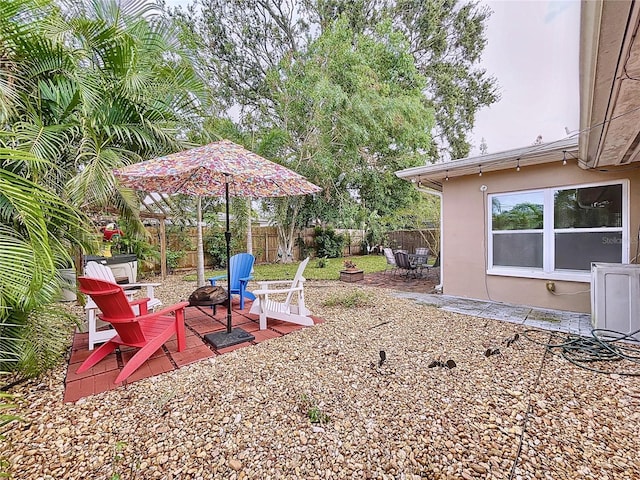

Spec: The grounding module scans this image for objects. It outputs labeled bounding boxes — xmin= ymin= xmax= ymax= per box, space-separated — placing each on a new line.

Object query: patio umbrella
xmin=114 ymin=139 xmax=321 ymax=348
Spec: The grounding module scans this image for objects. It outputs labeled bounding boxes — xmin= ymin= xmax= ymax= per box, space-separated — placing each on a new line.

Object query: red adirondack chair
xmin=77 ymin=277 xmax=189 ymax=384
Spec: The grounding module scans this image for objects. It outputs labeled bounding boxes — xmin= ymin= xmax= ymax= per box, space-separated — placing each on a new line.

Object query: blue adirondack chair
xmin=208 ymin=253 xmax=256 ymax=310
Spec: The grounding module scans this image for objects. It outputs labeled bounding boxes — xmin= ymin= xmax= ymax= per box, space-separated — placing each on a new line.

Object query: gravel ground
xmin=3 ymin=274 xmax=640 ymax=479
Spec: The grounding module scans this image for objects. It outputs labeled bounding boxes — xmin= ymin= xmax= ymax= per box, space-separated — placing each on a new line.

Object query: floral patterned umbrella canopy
xmin=113 ymin=139 xmax=321 ymax=197
xmin=114 ymin=140 xmax=320 ymax=348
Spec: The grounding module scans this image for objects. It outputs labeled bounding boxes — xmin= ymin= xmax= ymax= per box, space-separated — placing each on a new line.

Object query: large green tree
xmin=260 ymin=19 xmax=433 ymax=259
xmin=175 ymin=0 xmax=498 ymax=160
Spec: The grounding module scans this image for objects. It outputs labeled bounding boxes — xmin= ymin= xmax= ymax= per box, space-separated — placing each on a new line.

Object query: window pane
xmin=554 ymin=184 xmax=622 ymax=228
xmin=492 ymin=192 xmax=544 ymax=230
xmin=555 ymin=232 xmax=622 ymax=270
xmin=493 ymin=233 xmax=543 ymax=268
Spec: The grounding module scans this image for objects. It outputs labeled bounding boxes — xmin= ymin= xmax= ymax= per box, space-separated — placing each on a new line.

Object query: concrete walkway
xmin=394 ymin=292 xmax=593 ymax=336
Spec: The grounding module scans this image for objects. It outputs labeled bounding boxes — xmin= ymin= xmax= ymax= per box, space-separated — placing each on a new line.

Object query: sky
xmin=468 ymin=1 xmax=580 ymax=156
xmin=161 ymin=0 xmax=581 ymax=158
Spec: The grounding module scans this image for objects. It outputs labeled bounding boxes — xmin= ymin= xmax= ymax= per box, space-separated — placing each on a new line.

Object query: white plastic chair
xmin=83 ymin=261 xmax=162 ymax=349
xmin=249 ymin=257 xmax=313 ymax=330
xmin=383 ymin=248 xmax=397 ymax=275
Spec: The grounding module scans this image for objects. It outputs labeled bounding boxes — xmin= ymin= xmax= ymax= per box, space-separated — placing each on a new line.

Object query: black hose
xmin=522 ymin=328 xmax=640 ymax=376
xmin=509 ymin=328 xmax=640 ymax=478
xmin=508 ymin=332 xmax=552 ymax=480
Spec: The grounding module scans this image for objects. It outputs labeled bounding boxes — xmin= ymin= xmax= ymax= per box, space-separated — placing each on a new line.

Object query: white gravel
xmin=3 ymin=275 xmax=640 ymax=479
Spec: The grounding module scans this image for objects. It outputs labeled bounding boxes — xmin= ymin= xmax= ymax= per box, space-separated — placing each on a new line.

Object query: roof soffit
xmin=582 ymin=1 xmax=640 ymax=167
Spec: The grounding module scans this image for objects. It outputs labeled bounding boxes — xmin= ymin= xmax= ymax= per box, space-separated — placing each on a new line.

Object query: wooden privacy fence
xmin=386 ymin=229 xmax=440 ymax=255
xmin=145 ymin=226 xmax=366 ymax=269
xmin=138 ymin=226 xmax=439 ymax=273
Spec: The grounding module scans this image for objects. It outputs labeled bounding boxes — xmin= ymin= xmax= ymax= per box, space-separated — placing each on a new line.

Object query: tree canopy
xmin=176 ymin=0 xmax=498 ymax=160
xmin=268 ymin=19 xmax=432 ymax=215
xmin=1 ymin=0 xmax=208 ymax=222
xmin=239 ymin=19 xmax=433 ymax=258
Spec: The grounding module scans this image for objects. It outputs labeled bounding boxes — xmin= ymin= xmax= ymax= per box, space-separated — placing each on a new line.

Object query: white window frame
xmin=487 ymin=180 xmax=629 ymax=283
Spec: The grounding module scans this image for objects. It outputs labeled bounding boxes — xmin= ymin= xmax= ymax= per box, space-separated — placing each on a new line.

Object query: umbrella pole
xmin=204 ymin=174 xmax=255 ymax=349
xmin=225 ymin=177 xmax=232 ymax=333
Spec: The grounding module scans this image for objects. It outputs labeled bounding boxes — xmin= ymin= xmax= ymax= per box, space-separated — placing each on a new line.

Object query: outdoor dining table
xmin=408 ymin=253 xmax=429 ymax=275
xmin=408 ymin=253 xmax=429 ymax=266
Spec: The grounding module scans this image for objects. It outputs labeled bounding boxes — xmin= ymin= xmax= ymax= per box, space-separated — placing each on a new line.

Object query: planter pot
xmin=339 ymin=269 xmax=364 ymax=282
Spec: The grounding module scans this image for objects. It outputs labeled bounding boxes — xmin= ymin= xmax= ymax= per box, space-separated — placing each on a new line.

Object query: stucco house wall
xmin=442 ymin=161 xmax=640 ymax=313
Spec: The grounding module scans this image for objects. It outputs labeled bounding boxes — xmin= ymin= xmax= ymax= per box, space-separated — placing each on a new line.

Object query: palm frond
xmin=10 ymin=120 xmax=73 ymax=166
xmin=0 ymin=226 xmax=49 ymax=310
xmin=11 ymin=304 xmax=77 ymax=378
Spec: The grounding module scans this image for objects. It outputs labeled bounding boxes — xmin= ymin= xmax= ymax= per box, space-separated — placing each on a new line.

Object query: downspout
xmin=417 ymin=187 xmax=443 ymax=292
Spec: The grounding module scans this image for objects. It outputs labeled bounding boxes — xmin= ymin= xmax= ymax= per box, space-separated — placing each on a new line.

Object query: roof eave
xmin=396 ymin=138 xmax=579 ymax=188
xmin=578 ymin=0 xmax=603 ymax=169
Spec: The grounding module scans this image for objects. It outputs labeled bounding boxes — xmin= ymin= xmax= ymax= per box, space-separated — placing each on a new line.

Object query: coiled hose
xmin=522 ymin=328 xmax=640 ymax=375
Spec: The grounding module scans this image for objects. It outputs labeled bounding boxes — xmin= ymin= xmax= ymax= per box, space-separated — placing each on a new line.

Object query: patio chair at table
xmin=208 ymin=253 xmax=256 ymax=310
xmin=249 ymin=257 xmax=313 ymax=330
xmin=83 ymin=261 xmax=162 ymax=350
xmin=394 ymin=251 xmax=418 ymax=278
xmin=76 ymin=277 xmax=189 ymax=384
xmin=383 ymin=248 xmax=398 ymax=275
xmin=410 ymin=247 xmax=430 ymax=276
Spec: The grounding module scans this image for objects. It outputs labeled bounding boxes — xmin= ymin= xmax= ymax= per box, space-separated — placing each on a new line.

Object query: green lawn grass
xmin=183 ymin=255 xmax=388 ymax=282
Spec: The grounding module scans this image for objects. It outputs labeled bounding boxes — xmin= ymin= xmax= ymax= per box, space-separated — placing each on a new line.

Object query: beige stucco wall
xmin=442 ymin=160 xmax=640 ymax=313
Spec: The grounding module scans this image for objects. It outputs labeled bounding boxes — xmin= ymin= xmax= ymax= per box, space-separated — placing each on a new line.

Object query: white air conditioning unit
xmin=591 ymin=263 xmax=640 ymax=340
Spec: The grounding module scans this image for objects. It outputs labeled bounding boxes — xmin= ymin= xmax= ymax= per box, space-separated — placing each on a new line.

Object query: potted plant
xmin=343 ymin=260 xmax=358 ymax=270
xmin=339 ymin=259 xmax=364 ymax=282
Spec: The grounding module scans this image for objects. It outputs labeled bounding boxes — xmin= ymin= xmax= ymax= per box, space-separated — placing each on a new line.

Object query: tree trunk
xmin=276 ymin=224 xmax=295 ymax=263
xmin=246 ymin=197 xmax=253 ymax=256
xmin=275 ymin=200 xmax=300 ymax=263
xmin=196 ymin=196 xmax=205 ymax=286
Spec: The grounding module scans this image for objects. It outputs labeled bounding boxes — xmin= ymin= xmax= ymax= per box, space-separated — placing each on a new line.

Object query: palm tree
xmin=1 ymin=0 xmax=208 ymax=223
xmin=0 ymin=0 xmax=208 ymax=377
xmin=0 ymin=148 xmax=94 ymax=376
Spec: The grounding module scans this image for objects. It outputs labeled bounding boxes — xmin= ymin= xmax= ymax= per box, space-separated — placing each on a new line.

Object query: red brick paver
xmin=358 ymin=270 xmax=439 ymax=293
xmin=63 ymin=301 xmax=323 ymax=402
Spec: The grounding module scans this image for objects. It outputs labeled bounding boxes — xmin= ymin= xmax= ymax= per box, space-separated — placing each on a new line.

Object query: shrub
xmin=1 ymin=305 xmax=77 ymax=378
xmin=313 ymin=226 xmax=345 ymax=258
xmin=165 ymin=249 xmax=185 ymax=271
xmin=204 ymin=229 xmax=243 ymax=267
xmin=204 ymin=230 xmax=227 ymax=267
